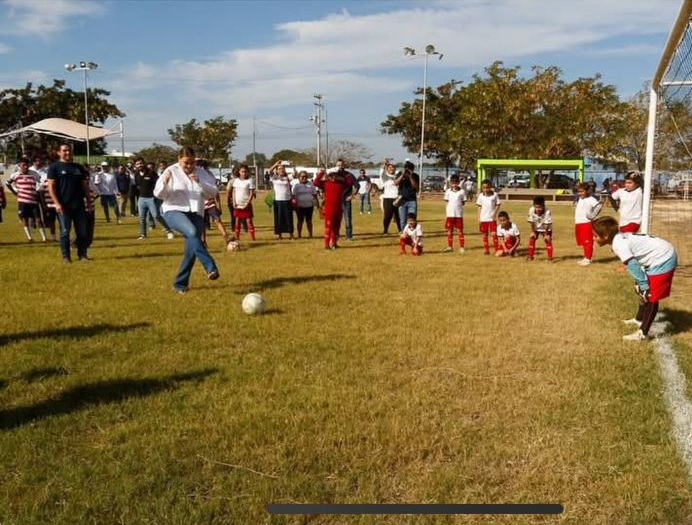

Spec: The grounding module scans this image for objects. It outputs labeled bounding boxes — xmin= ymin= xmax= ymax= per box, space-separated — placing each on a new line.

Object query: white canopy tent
xmin=0 ymin=118 xmax=120 ymax=142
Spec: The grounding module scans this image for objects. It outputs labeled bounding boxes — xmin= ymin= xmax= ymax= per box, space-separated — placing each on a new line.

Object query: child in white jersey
xmin=574 ymin=182 xmax=602 ymax=266
xmin=608 ymin=171 xmax=643 ymax=233
xmin=593 ymin=216 xmax=678 ymax=341
xmin=399 ymin=213 xmax=423 ymax=255
xmin=495 ymin=211 xmax=520 ymax=257
xmin=527 ymin=196 xmax=554 ymax=261
xmin=443 ymin=174 xmax=467 ymax=253
xmin=476 ymin=179 xmax=501 ymax=255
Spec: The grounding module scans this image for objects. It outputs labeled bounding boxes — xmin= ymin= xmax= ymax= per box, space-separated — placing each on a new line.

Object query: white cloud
xmin=4 ymin=0 xmax=106 ymax=38
xmin=0 ymin=43 xmax=11 ymax=54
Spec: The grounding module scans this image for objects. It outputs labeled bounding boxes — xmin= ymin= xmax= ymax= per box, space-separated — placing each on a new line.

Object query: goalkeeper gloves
xmin=634 ymin=284 xmax=650 ymax=304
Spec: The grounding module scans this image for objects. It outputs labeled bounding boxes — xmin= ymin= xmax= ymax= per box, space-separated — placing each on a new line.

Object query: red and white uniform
xmin=574 ymin=195 xmax=601 ymax=259
xmin=611 ymin=186 xmax=642 ymax=232
xmin=527 ymin=207 xmax=552 ymax=234
xmin=314 ymin=171 xmax=354 ymax=248
xmin=476 ymin=192 xmax=501 ymax=222
xmin=497 ymin=222 xmax=520 ymax=252
xmin=444 ymin=188 xmax=466 ymax=218
xmin=232 ymin=177 xmax=256 ymax=220
xmin=400 ymin=223 xmax=424 ymax=255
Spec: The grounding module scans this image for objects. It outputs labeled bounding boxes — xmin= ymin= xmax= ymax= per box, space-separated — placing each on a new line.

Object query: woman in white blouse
xmin=269 ymin=161 xmax=294 ymax=239
xmin=154 ymin=147 xmax=220 ymax=293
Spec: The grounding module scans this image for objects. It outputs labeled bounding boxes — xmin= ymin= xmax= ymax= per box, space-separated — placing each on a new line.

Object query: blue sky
xmin=0 ymin=0 xmax=683 ymax=165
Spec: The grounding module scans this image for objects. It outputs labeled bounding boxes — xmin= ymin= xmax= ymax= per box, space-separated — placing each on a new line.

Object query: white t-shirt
xmin=574 ymin=196 xmax=601 ymax=224
xmin=612 ymin=233 xmax=675 ymax=268
xmin=476 ymin=193 xmax=501 ymax=222
xmin=379 ymin=167 xmax=399 ymax=199
xmin=232 ymin=177 xmax=255 ymax=208
xmin=527 ymin=207 xmax=553 ymax=232
xmin=272 ymin=177 xmax=292 ymax=201
xmin=292 ymin=181 xmax=317 ymax=208
xmin=357 ymin=177 xmax=370 ymax=195
xmin=611 ymin=187 xmax=643 ymax=226
xmin=401 ymin=223 xmax=423 ymax=245
xmin=498 ymin=222 xmax=520 ymax=240
xmin=444 ymin=188 xmax=467 ymax=218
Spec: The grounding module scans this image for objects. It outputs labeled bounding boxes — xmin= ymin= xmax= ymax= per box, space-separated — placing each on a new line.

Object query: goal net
xmin=645 ymin=0 xmax=692 ymax=271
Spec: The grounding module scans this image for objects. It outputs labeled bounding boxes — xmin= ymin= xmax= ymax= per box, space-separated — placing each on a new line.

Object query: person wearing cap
xmin=395 ymin=160 xmax=420 ymax=228
xmin=94 ymin=161 xmax=122 ymax=224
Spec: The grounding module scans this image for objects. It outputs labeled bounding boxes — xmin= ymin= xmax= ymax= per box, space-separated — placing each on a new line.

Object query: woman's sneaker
xmin=623 ymin=318 xmax=642 ymax=327
xmin=623 ymin=329 xmax=648 ymax=342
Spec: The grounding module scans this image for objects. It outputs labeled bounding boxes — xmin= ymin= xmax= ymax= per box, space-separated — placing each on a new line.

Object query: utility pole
xmin=312 ymin=94 xmax=324 ymax=166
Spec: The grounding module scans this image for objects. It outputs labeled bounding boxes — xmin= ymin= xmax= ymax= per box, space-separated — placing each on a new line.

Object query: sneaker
xmin=623 ymin=329 xmax=648 ymax=342
xmin=526 ymin=256 xmax=534 ymax=262
xmin=623 ymin=318 xmax=642 ymax=327
xmin=577 ymin=258 xmax=591 ymax=266
xmin=207 ymin=269 xmax=220 ymax=281
xmin=174 ymin=287 xmax=188 ymax=294
xmin=166 ymin=231 xmax=175 ymax=240
xmin=63 ymin=257 xmax=72 ymax=265
xmin=458 ymin=248 xmax=466 ymax=254
xmin=79 ymin=256 xmax=92 ymax=262
xmin=138 ymin=235 xmax=147 ymax=240
xmin=443 ymin=246 xmax=453 ymax=253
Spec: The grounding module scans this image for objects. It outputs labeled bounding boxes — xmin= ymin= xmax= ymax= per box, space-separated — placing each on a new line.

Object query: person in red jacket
xmin=313 ymin=165 xmax=354 ymax=250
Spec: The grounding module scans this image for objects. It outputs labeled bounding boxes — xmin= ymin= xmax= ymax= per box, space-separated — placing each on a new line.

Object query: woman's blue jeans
xmin=163 ymin=210 xmax=218 ymax=291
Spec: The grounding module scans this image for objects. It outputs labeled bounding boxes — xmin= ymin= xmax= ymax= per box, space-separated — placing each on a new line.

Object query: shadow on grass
xmin=253 ymin=273 xmax=355 ymax=290
xmin=0 ymin=322 xmax=151 ymax=348
xmin=20 ymin=367 xmax=70 ymax=383
xmin=0 ymin=368 xmax=217 ymax=431
xmin=663 ymin=308 xmax=692 ymax=336
xmin=0 ymin=379 xmax=7 ymax=391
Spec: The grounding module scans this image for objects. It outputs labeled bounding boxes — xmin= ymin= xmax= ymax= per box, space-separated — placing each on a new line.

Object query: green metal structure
xmin=476 ymin=159 xmax=585 ymax=188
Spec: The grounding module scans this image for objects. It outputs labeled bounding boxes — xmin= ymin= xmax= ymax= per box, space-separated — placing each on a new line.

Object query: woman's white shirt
xmin=154 ymin=163 xmax=218 ymax=216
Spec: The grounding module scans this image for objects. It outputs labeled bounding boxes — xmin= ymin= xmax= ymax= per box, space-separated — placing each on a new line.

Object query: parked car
xmin=421 ymin=175 xmax=446 ymax=192
xmin=676 ymin=180 xmax=691 ymax=198
xmin=506 ymin=175 xmax=530 ymax=188
xmin=544 ymin=174 xmax=576 ymax=190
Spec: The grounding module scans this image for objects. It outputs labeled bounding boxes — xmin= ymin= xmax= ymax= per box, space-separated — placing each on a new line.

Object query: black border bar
xmin=267 ymin=504 xmax=564 ymax=515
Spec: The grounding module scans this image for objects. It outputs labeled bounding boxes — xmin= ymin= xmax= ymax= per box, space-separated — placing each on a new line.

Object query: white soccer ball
xmin=227 ymin=240 xmax=239 ymax=252
xmin=242 ymin=293 xmax=266 ymax=315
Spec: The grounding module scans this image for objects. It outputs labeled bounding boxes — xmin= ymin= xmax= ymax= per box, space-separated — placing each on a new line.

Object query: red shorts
xmin=445 ymin=217 xmax=464 ymax=231
xmin=619 ymin=222 xmax=640 ymax=233
xmin=234 ymin=204 xmax=254 ymax=219
xmin=575 ymin=223 xmax=593 ymax=246
xmin=480 ymin=221 xmax=496 ymax=235
xmin=649 ymin=270 xmax=675 ymax=302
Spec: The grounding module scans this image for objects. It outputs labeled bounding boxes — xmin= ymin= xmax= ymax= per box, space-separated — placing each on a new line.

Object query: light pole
xmin=404 ymin=45 xmax=443 ymax=190
xmin=65 ymin=61 xmax=98 ymax=165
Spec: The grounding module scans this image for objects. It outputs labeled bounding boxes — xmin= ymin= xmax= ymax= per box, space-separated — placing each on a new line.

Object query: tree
xmin=0 ymin=80 xmax=125 ymax=158
xmin=242 ymin=152 xmax=268 ymax=167
xmin=321 ymin=140 xmax=374 ymax=167
xmin=168 ymin=116 xmax=238 ymax=164
xmin=382 ymin=61 xmax=633 ymax=171
xmin=134 ymin=144 xmax=179 ymax=165
xmin=269 ymin=149 xmax=313 ymax=166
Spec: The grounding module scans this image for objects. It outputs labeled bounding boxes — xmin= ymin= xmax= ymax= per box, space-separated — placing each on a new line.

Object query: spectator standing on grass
xmin=269 ymin=161 xmax=294 ymax=240
xmin=379 ymin=159 xmax=400 ymax=234
xmin=330 ymin=159 xmax=357 ymax=241
xmin=399 ymin=212 xmax=423 ymax=255
xmin=291 ymin=170 xmax=317 ymax=239
xmin=476 ymin=179 xmax=501 ymax=255
xmin=8 ymin=157 xmax=46 ymax=242
xmin=154 ymin=147 xmax=220 ymax=294
xmin=94 ymin=162 xmax=122 ymax=224
xmin=356 ymin=169 xmax=372 ymax=214
xmin=395 ymin=161 xmax=420 ymax=231
xmin=443 ymin=174 xmax=467 ymax=254
xmin=46 ymin=144 xmax=92 ymax=263
xmin=0 ymin=184 xmax=6 ymax=224
xmin=574 ymin=182 xmax=603 ymax=267
xmin=495 ymin=211 xmax=520 ymax=257
xmin=115 ymin=165 xmax=131 ymax=217
xmin=314 ymin=166 xmax=354 ymax=250
xmin=592 ymin=216 xmax=678 ymax=342
xmin=526 ymin=196 xmax=554 ymax=262
xmin=133 ymin=157 xmax=174 ymax=240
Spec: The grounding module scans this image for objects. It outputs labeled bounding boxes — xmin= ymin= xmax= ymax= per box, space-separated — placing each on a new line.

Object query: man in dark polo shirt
xmin=46 ymin=144 xmax=92 ymax=263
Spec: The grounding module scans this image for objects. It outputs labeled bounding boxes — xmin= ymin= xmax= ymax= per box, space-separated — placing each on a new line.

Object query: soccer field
xmin=1 ymin=194 xmax=691 ymax=524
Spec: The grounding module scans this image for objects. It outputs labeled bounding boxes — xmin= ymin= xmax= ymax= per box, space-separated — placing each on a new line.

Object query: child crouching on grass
xmin=592 ymin=216 xmax=678 ymax=342
xmin=495 ymin=211 xmax=520 ymax=257
xmin=400 ymin=213 xmax=423 ymax=255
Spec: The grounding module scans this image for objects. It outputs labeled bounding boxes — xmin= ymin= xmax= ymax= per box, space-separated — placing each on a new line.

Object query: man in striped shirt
xmin=7 ymin=157 xmax=46 ymax=242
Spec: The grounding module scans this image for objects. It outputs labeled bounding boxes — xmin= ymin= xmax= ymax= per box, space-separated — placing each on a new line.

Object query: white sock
xmin=39 ymin=228 xmax=47 ymax=241
xmin=23 ymin=226 xmax=32 ymax=240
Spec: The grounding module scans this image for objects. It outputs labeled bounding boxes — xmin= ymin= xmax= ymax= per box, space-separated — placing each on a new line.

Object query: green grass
xmin=1 ymin=194 xmax=691 ymax=524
